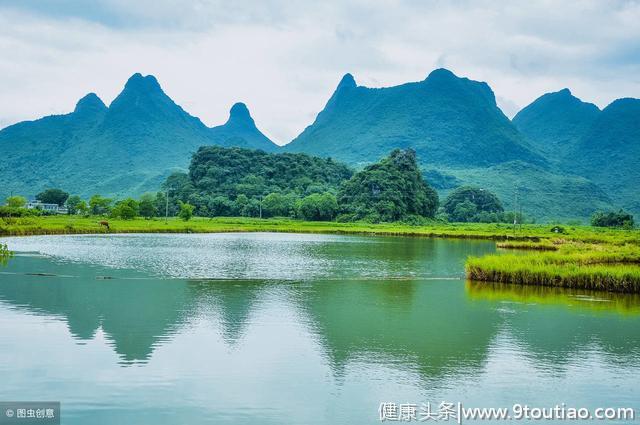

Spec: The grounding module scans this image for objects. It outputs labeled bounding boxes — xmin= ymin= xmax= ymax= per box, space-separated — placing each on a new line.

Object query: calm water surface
xmin=0 ymin=233 xmax=639 ymax=424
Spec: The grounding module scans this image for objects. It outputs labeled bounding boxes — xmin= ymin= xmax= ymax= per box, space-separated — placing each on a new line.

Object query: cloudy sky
xmin=0 ymin=0 xmax=638 ymax=144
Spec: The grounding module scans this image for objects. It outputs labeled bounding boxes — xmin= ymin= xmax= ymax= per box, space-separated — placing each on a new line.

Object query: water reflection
xmin=466 ymin=281 xmax=640 ymax=369
xmin=1 ymin=235 xmax=640 ymax=424
xmin=2 ymin=251 xmax=639 ymax=376
xmin=0 ymin=254 xmax=194 ymax=364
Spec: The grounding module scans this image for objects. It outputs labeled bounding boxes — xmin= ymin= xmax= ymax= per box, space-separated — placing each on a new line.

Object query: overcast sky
xmin=0 ymin=0 xmax=638 ymax=144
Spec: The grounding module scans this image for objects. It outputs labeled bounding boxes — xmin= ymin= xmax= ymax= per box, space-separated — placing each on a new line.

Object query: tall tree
xmin=36 ymin=188 xmax=69 ymax=206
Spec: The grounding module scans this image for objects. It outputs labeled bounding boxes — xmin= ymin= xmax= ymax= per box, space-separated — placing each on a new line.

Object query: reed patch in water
xmin=466 ymin=246 xmax=640 ymax=293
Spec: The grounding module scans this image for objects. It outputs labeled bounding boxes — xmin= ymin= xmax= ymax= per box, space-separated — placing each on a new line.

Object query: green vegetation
xmin=285 ymin=69 xmax=544 ymax=168
xmin=178 ymin=202 xmax=194 ymax=221
xmin=467 ymin=242 xmax=640 ymax=293
xmin=569 ymin=98 xmax=640 ymax=218
xmin=591 ymin=210 xmax=635 ymax=228
xmin=165 ymin=145 xmax=352 ymax=219
xmin=513 ymin=88 xmax=600 ymax=160
xmin=36 ymin=188 xmax=69 ymax=206
xmin=0 ymin=74 xmax=273 ymax=202
xmin=337 ymin=149 xmax=438 ymax=222
xmin=139 ymin=193 xmax=158 ymax=219
xmin=89 ymin=195 xmax=113 ymax=215
xmin=0 ymin=243 xmax=11 ymax=266
xmin=5 ymin=196 xmax=27 ymax=208
xmin=209 ymin=102 xmax=278 ymax=152
xmin=496 ymin=240 xmax=558 ymax=250
xmin=111 ymin=198 xmax=139 ymax=220
xmin=442 ymin=186 xmax=505 ymax=222
xmin=1 ymin=215 xmax=637 ymax=242
xmin=298 ymin=193 xmax=338 ymax=221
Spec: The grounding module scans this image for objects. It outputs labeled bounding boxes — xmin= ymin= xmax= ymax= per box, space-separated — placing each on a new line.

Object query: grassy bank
xmin=467 ymin=243 xmax=640 ymax=293
xmin=3 ymin=215 xmax=639 ymax=293
xmin=1 ymin=215 xmax=638 ymax=243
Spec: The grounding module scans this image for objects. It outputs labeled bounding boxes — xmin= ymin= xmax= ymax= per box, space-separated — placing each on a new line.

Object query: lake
xmin=0 ymin=233 xmax=639 ymax=424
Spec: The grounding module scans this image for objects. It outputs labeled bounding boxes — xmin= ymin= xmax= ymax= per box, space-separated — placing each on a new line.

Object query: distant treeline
xmin=163 ymin=147 xmax=438 ymax=222
xmin=1 ymin=147 xmax=635 ymax=227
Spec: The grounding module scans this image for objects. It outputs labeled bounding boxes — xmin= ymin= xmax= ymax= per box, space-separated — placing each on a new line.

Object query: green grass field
xmin=467 ymin=242 xmax=640 ymax=293
xmin=1 ymin=215 xmax=638 ymax=241
xmin=2 ymin=215 xmax=639 ymax=293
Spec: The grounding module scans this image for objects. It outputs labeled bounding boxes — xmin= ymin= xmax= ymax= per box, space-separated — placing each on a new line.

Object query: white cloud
xmin=0 ymin=0 xmax=638 ymax=143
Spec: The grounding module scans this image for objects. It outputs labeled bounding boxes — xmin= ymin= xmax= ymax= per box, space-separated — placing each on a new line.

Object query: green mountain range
xmin=515 ymin=91 xmax=640 ymax=216
xmin=284 ymin=70 xmax=618 ymax=221
xmin=1 ymin=70 xmax=637 ymax=221
xmin=285 ymin=69 xmax=545 ymax=168
xmin=0 ymin=73 xmax=275 ymax=199
xmin=513 ymin=88 xmax=600 ymax=159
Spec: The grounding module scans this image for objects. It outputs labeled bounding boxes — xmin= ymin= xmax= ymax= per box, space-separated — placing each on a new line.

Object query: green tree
xmin=5 ymin=196 xmax=27 ymax=208
xmin=89 ymin=195 xmax=113 ymax=215
xmin=207 ymin=196 xmax=234 ymax=217
xmin=36 ymin=188 xmax=69 ymax=206
xmin=110 ymin=198 xmax=139 ymax=220
xmin=76 ymin=200 xmax=89 ymax=216
xmin=262 ymin=192 xmax=296 ymax=218
xmin=65 ymin=195 xmax=83 ymax=215
xmin=591 ymin=210 xmax=635 ymax=228
xmin=298 ymin=192 xmax=338 ymax=221
xmin=443 ymin=186 xmax=504 ymax=222
xmin=337 ymin=149 xmax=438 ymax=222
xmin=178 ymin=201 xmax=194 ymax=221
xmin=138 ymin=193 xmax=158 ymax=219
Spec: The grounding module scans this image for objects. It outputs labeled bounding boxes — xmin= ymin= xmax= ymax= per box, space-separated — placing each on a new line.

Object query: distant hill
xmin=567 ymin=98 xmax=640 ymax=216
xmin=209 ymin=103 xmax=278 ymax=152
xmin=283 ymin=70 xmax=615 ymax=221
xmin=513 ymin=88 xmax=600 ymax=159
xmin=0 ymin=70 xmax=635 ymax=222
xmin=285 ymin=69 xmax=545 ymax=168
xmin=0 ymin=73 xmax=274 ymax=200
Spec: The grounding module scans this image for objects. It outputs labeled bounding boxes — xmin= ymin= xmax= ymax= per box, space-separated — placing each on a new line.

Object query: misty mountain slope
xmin=441 ymin=162 xmax=613 ymax=222
xmin=284 ymin=69 xmax=546 ymax=168
xmin=567 ymin=98 xmax=640 ymax=215
xmin=283 ymin=70 xmax=619 ymax=221
xmin=209 ymin=103 xmax=278 ymax=152
xmin=513 ymin=88 xmax=600 ymax=159
xmin=0 ymin=74 xmax=272 ymax=199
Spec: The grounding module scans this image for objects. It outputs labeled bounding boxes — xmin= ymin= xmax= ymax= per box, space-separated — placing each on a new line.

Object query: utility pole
xmin=165 ymin=189 xmax=169 ymax=224
xmin=513 ymin=185 xmax=518 ymax=236
xmin=519 ymin=195 xmax=523 ymax=232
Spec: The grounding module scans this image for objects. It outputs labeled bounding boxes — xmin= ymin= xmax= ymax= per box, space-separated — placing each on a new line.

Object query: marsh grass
xmin=1 ymin=216 xmax=638 ymax=244
xmin=467 ymin=244 xmax=640 ymax=293
xmin=0 ymin=243 xmax=12 ymax=266
xmin=496 ymin=240 xmax=559 ymax=250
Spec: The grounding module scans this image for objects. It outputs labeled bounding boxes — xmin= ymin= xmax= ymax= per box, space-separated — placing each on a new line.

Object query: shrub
xmin=591 ymin=210 xmax=634 ymax=228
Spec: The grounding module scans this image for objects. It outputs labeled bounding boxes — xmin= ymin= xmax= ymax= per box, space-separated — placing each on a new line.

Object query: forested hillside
xmin=163 ymin=146 xmax=352 ymax=218
xmin=0 ymin=74 xmax=276 ymax=200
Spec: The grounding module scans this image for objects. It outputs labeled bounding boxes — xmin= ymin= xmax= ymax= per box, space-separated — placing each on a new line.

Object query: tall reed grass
xmin=467 ymin=245 xmax=640 ymax=293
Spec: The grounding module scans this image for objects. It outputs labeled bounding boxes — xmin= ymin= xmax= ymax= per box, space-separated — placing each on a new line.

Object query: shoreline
xmin=2 ymin=216 xmax=639 ymax=294
xmin=1 ymin=215 xmax=637 ymax=242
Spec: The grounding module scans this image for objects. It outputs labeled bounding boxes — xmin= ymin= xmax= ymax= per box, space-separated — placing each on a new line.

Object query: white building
xmin=26 ymin=200 xmax=68 ymax=214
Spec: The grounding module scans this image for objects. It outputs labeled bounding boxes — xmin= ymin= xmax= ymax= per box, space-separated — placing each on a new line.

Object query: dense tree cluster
xmin=337 ymin=149 xmax=439 ymax=222
xmin=442 ymin=186 xmax=506 ymax=223
xmin=161 ymin=146 xmax=352 ymax=219
xmin=36 ymin=188 xmax=69 ymax=206
xmin=591 ymin=210 xmax=635 ymax=228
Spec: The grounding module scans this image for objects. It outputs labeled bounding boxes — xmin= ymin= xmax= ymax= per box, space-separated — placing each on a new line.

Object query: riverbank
xmin=1 ymin=215 xmax=638 ymax=242
xmin=2 ymin=215 xmax=639 ymax=293
xmin=467 ymin=242 xmax=640 ymax=293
